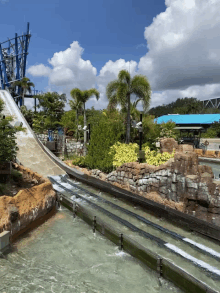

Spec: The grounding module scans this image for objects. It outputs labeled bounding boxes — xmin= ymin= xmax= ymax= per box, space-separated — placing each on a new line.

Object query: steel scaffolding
xmin=0 ymin=23 xmax=31 ymax=105
xmin=202 ymin=98 xmax=220 ymax=109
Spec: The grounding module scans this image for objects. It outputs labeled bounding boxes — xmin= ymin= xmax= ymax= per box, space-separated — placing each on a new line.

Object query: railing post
xmin=119 ymin=233 xmax=123 ymax=250
xmin=93 ymin=216 xmax=96 ymax=233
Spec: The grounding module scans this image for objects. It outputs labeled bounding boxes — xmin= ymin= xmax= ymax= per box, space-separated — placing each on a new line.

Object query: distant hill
xmin=148 ymin=97 xmax=220 ymax=118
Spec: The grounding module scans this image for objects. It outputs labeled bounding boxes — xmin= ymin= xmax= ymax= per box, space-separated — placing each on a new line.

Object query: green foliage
xmin=109 ymin=142 xmax=139 ymax=167
xmin=0 ymin=100 xmax=24 ymax=162
xmin=159 ymin=121 xmax=178 ymax=139
xmin=201 ymin=128 xmax=217 ymax=138
xmin=106 ymin=69 xmax=151 ymax=143
xmin=85 ymin=113 xmax=124 ymax=173
xmin=0 ymin=99 xmax=4 ymax=113
xmin=33 ymin=92 xmax=67 ymax=132
xmin=149 ymin=97 xmax=203 ymax=117
xmin=20 ymin=105 xmax=34 ymax=127
xmin=108 ymin=142 xmax=175 ymax=168
xmin=142 ymin=116 xmax=177 ymax=149
xmin=201 ymin=121 xmax=220 ymax=138
xmin=143 ymin=146 xmax=175 ymax=166
xmin=60 ymin=110 xmax=77 ymax=135
xmin=142 ymin=115 xmax=160 ymax=149
xmin=72 ymin=155 xmax=86 ymax=167
xmin=11 ymin=169 xmax=22 ymax=182
xmin=11 ymin=77 xmax=35 ymax=105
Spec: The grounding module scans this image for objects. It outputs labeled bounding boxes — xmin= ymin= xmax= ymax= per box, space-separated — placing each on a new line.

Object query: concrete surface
xmin=0 ymin=90 xmax=65 ymax=177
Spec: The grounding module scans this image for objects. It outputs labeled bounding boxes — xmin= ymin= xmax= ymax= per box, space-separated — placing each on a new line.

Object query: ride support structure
xmin=0 ymin=23 xmax=32 ymax=106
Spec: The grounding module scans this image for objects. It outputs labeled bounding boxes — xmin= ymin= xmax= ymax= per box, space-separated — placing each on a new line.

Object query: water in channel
xmin=55 ymin=176 xmax=220 ymax=292
xmin=199 ymin=160 xmax=220 ymax=180
xmin=0 ymin=207 xmax=182 ymax=293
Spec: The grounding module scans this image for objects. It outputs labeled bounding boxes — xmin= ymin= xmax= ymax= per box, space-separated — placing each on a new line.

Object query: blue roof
xmin=154 ymin=114 xmax=220 ymax=125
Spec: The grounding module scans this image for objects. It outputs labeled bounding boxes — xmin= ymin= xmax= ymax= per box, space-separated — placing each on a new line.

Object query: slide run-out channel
xmin=49 ymin=174 xmax=220 ymax=293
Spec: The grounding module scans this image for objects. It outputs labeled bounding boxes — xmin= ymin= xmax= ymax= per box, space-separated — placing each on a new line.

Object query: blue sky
xmin=1 ymin=0 xmax=220 ymax=111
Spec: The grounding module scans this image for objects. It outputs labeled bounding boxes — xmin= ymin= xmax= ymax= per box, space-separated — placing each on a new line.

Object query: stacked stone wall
xmin=106 ymin=151 xmax=220 ymax=222
xmin=36 ymin=133 xmax=84 ymax=156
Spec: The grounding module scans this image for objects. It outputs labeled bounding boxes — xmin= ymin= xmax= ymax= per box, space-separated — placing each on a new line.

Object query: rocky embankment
xmin=65 ymin=139 xmax=220 ymax=225
xmin=0 ymin=164 xmax=57 ymax=241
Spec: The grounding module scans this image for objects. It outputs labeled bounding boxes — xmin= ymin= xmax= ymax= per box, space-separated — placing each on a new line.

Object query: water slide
xmin=0 ymin=90 xmax=66 ymax=177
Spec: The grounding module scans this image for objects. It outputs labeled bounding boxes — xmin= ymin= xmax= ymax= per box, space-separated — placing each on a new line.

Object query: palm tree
xmin=70 ymin=88 xmax=99 ymax=152
xmin=106 ymin=70 xmax=151 ymax=143
xmin=69 ymin=95 xmax=83 ymax=141
xmin=13 ymin=77 xmax=35 ymax=107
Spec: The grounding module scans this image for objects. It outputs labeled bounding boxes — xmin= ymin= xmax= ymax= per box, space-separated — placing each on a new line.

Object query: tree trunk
xmin=76 ymin=110 xmax=79 ymax=142
xmin=83 ymin=102 xmax=87 ymax=155
xmin=22 ymin=89 xmax=25 ymax=106
xmin=126 ymin=93 xmax=131 ymax=144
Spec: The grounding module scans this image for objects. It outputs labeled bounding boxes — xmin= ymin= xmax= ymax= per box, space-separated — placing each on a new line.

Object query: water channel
xmin=199 ymin=159 xmax=220 ymax=180
xmin=1 ymin=174 xmax=220 ymax=292
xmin=52 ymin=176 xmax=220 ymax=292
xmin=0 ymin=207 xmax=182 ymax=293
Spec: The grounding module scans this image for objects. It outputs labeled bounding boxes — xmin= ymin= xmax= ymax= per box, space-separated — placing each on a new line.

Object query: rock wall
xmin=0 ymin=165 xmax=57 ymax=239
xmin=159 ymin=138 xmax=178 ymax=153
xmin=106 ymin=151 xmax=220 ymax=223
xmin=36 ymin=133 xmax=84 ymax=156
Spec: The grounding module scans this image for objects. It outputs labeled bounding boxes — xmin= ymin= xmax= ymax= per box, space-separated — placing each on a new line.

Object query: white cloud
xmin=27 ymin=41 xmax=97 ymax=110
xmin=138 ymin=0 xmax=220 ymax=94
xmin=27 ymin=64 xmax=51 ymax=77
xmin=47 ymin=41 xmax=97 ymax=90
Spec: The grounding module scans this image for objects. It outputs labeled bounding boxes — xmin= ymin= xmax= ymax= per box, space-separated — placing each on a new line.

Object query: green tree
xmin=20 ymin=105 xmax=34 ymax=128
xmin=69 ymin=93 xmax=83 ymax=141
xmin=70 ymin=88 xmax=99 ymax=150
xmin=12 ymin=77 xmax=35 ymax=106
xmin=33 ymin=92 xmax=67 ymax=132
xmin=0 ymin=99 xmax=24 ymax=162
xmin=60 ymin=110 xmax=83 ymax=138
xmin=85 ymin=112 xmax=124 ymax=173
xmin=106 ymin=70 xmax=151 ymax=143
xmin=149 ymin=97 xmax=203 ymax=117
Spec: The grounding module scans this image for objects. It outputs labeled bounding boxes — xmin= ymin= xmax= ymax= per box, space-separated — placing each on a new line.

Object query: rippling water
xmin=0 ymin=208 xmax=182 ymax=293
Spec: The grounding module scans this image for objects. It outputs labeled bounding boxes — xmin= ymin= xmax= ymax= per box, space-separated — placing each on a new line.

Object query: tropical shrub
xmin=109 ymin=142 xmax=139 ymax=168
xmin=143 ymin=145 xmax=175 ymax=166
xmin=109 ymin=143 xmax=175 ymax=168
xmin=201 ymin=122 xmax=220 ymax=138
xmin=85 ymin=113 xmax=124 ymax=173
xmin=72 ymin=155 xmax=86 ymax=167
xmin=0 ymin=99 xmax=24 ymax=162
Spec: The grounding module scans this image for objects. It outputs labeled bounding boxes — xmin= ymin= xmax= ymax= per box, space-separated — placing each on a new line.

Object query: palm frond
xmin=116 ymin=83 xmax=127 ymax=108
xmin=118 ymin=70 xmax=130 ymax=85
xmin=87 ymin=88 xmax=100 ymax=101
xmin=106 ymin=80 xmax=119 ymax=101
xmin=70 ymin=88 xmax=83 ymax=100
xmin=131 ymin=75 xmax=151 ymax=113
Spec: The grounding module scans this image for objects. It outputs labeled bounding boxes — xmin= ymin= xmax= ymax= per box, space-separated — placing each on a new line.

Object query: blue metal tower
xmin=0 ymin=23 xmax=31 ymax=105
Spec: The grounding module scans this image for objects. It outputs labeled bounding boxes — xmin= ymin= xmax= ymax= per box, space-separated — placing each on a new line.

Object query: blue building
xmin=154 ymin=114 xmax=220 ymax=127
xmin=154 ymin=114 xmax=220 ymax=148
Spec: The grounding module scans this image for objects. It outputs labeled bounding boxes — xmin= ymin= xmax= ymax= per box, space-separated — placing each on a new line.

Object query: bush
xmin=72 ymin=156 xmax=86 ymax=167
xmin=143 ymin=145 xmax=175 ymax=166
xmin=11 ymin=169 xmax=22 ymax=182
xmin=109 ymin=142 xmax=139 ymax=168
xmin=201 ymin=122 xmax=220 ymax=138
xmin=85 ymin=113 xmax=124 ymax=173
xmin=0 ymin=100 xmax=24 ymax=162
xmin=109 ymin=143 xmax=175 ymax=168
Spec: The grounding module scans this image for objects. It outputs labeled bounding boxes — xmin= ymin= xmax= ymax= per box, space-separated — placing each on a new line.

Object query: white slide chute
xmin=0 ymin=90 xmax=65 ymax=177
